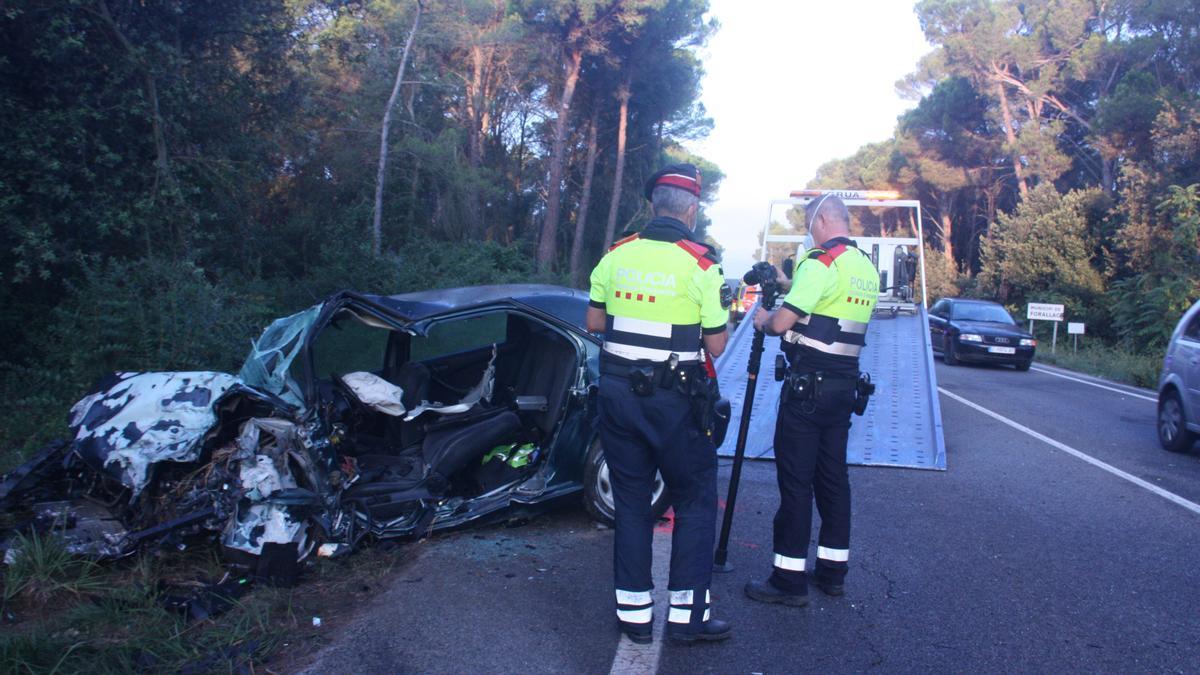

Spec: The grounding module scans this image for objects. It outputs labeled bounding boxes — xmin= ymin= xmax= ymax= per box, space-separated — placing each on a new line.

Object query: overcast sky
xmin=687 ymin=0 xmax=933 ymax=274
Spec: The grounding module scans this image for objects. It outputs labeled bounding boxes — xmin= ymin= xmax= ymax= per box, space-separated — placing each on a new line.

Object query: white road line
xmin=609 ymin=521 xmax=672 ymax=675
xmin=1030 ymin=365 xmax=1158 ymax=403
xmin=938 ymin=387 xmax=1200 ymax=517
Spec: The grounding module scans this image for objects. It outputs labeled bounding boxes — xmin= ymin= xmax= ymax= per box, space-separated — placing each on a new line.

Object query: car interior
xmin=309 ymin=306 xmax=582 ymax=520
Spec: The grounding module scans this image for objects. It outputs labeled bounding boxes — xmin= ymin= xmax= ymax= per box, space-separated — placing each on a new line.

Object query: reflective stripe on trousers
xmin=668 ymin=589 xmax=711 ymax=624
xmin=615 ymin=589 xmax=653 ymax=624
xmin=817 ymin=546 xmax=849 ymax=562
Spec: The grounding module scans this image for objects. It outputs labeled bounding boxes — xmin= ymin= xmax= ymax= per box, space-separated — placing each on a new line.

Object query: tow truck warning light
xmin=789 ymin=189 xmax=902 ymax=200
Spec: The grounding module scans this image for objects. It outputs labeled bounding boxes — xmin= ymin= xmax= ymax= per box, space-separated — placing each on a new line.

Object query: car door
xmin=1181 ymin=308 xmax=1200 ymax=419
xmin=928 ymin=300 xmax=949 ymax=350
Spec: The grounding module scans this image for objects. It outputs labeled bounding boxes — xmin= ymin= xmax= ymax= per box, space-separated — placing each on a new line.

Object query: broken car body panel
xmin=69 ymin=371 xmax=240 ymax=495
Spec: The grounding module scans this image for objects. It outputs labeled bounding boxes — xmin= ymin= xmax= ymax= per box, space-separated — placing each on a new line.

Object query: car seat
xmin=507 ymin=327 xmax=577 ymax=437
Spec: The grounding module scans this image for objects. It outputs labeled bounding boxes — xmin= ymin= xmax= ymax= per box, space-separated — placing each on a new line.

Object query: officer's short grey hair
xmin=651 ymin=185 xmax=700 ymax=221
xmin=807 ymin=195 xmax=851 ymax=229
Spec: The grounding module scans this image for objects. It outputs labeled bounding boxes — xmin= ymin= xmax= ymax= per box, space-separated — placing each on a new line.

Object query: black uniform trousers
xmin=770 ymin=386 xmax=855 ymax=593
xmin=597 ymin=372 xmax=717 ymax=630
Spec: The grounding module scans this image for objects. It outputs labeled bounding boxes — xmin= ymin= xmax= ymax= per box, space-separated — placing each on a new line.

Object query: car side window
xmin=310 ymin=311 xmax=391 ymax=381
xmin=410 ymin=312 xmax=508 ymax=362
xmin=930 ymin=300 xmax=948 ymax=318
xmin=1184 ymin=311 xmax=1200 ymax=341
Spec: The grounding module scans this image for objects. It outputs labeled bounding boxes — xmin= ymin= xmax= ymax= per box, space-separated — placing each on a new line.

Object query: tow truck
xmin=714 ymin=189 xmax=946 ymax=470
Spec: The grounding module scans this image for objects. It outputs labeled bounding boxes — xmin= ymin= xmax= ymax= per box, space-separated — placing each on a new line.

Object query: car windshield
xmin=951 ymin=303 xmax=1015 ymax=324
xmin=238 ymin=303 xmax=324 ymax=407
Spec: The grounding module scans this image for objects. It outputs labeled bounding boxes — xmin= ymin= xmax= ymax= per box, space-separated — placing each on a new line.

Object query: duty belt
xmin=600 ymin=355 xmax=702 ymax=381
xmin=774 ymin=355 xmax=874 ymax=415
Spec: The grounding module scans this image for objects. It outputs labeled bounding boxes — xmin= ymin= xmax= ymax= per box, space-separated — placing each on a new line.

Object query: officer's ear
xmin=781 ymin=257 xmax=795 ymax=280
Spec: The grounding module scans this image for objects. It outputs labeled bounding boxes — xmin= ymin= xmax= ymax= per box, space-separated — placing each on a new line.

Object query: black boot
xmin=666 ymin=618 xmax=732 ymax=644
xmin=813 ymin=562 xmax=846 ymax=597
xmin=618 ymin=620 xmax=653 ymax=645
xmin=744 ymin=579 xmax=810 ymax=607
xmin=813 ymin=578 xmax=845 ymax=597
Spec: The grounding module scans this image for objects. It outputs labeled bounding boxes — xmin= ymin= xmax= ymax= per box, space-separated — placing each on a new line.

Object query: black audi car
xmin=928 ymin=298 xmax=1037 ymax=370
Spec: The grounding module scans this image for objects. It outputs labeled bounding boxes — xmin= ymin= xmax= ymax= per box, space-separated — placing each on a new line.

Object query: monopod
xmin=713 ymin=261 xmax=784 ymax=572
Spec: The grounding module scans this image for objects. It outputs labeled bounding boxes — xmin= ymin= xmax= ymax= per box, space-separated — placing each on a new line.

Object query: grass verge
xmin=1 ymin=530 xmax=412 ymax=673
xmin=1035 ymin=342 xmax=1163 ymax=389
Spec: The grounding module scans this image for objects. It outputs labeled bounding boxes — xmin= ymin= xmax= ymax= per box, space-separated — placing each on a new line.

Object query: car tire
xmin=1158 ymin=390 xmax=1196 ymax=453
xmin=943 ymin=337 xmax=960 ymax=366
xmin=1015 ymin=360 xmax=1031 ymax=371
xmin=583 ymin=438 xmax=670 ymax=526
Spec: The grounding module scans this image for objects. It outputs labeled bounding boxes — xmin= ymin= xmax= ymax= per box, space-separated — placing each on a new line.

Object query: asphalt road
xmin=301 ymin=359 xmax=1200 ymax=673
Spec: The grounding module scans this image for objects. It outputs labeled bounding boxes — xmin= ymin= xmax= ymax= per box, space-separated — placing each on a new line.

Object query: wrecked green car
xmin=1 ymin=286 xmax=685 ymax=567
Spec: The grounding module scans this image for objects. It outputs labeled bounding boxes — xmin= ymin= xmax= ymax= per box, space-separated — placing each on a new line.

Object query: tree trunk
xmin=372 ymin=0 xmax=422 ymax=257
xmin=655 ymin=116 xmax=664 ymax=160
xmin=512 ymin=105 xmax=529 ymax=243
xmin=536 ymin=46 xmax=583 ymax=272
xmin=994 ymin=81 xmax=1029 ymax=198
xmin=94 ymin=0 xmax=177 ymax=257
xmin=602 ymin=83 xmax=632 ymax=250
xmin=406 ymin=156 xmax=422 ymax=242
xmin=569 ymin=110 xmax=600 ymax=287
xmin=466 ymin=43 xmax=489 ymax=237
xmin=939 ymin=193 xmax=954 ymax=265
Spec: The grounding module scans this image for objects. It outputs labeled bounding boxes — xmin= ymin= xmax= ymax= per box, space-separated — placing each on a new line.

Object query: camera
xmin=742 ymin=261 xmax=784 ymax=310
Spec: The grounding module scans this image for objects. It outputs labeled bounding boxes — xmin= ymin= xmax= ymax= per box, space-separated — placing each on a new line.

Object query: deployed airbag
xmin=341 ymin=372 xmax=407 ymax=416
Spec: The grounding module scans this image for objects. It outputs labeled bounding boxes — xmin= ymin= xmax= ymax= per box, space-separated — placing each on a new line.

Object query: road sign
xmin=1068 ymin=322 xmax=1085 ymax=335
xmin=1028 ymin=303 xmax=1065 ymax=321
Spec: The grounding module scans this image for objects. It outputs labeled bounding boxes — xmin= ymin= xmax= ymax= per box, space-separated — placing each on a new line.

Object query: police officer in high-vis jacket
xmin=586 ymin=163 xmax=733 ymax=644
xmin=744 ymin=194 xmax=878 ymax=606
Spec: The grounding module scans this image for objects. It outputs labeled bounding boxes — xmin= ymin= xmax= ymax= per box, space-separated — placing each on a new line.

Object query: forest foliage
xmin=812 ymin=0 xmax=1200 ymax=353
xmin=0 ymin=0 xmax=720 ymax=457
xmin=3 ymin=0 xmax=1199 ymax=455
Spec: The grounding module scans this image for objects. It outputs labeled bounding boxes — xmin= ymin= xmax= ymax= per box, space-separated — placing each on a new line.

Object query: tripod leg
xmin=713 ymin=328 xmax=768 ymax=572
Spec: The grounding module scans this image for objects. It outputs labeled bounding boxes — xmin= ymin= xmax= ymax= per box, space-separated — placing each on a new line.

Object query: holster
xmin=781 ymin=371 xmax=817 ymax=405
xmin=628 ymin=363 xmax=657 ymax=397
xmin=852 ymin=372 xmax=876 ymax=416
xmin=619 ymin=355 xmax=727 ymax=443
xmin=671 ymin=362 xmax=727 ymax=443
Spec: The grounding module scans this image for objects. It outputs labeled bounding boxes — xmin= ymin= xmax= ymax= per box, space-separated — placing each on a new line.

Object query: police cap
xmin=643 ymin=163 xmax=702 ymax=201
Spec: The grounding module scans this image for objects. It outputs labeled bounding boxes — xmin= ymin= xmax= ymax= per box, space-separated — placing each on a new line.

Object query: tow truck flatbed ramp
xmin=713 ymin=189 xmax=946 ymax=470
xmin=714 ymin=307 xmax=946 ymax=470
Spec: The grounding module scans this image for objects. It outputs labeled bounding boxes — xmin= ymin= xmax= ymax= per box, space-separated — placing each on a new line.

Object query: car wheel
xmin=1015 ymin=360 xmax=1031 ymax=371
xmin=1158 ymin=390 xmax=1196 ymax=453
xmin=583 ymin=438 xmax=670 ymax=526
xmin=943 ymin=337 xmax=959 ymax=365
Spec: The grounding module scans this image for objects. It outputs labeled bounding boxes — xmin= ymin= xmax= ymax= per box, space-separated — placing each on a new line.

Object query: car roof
xmin=944 ymin=297 xmax=1003 ymax=306
xmin=364 ymin=284 xmax=588 ymax=323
